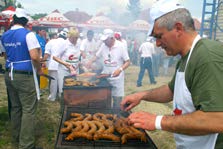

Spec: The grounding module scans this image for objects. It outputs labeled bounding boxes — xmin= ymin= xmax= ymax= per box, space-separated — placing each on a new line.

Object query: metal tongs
xmin=118 ymin=103 xmax=131 ymax=117
xmin=39 ymin=74 xmax=55 ymax=80
xmin=96 ymin=73 xmax=113 ymax=79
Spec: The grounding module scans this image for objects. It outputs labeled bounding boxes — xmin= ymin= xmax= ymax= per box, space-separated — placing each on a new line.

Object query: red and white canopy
xmin=2 ymin=6 xmax=15 ymax=16
xmin=1 ymin=6 xmax=15 ymax=24
xmin=34 ymin=9 xmax=74 ymax=27
xmin=1 ymin=6 xmax=33 ymax=24
xmin=128 ymin=19 xmax=150 ymax=31
xmin=0 ymin=12 xmax=10 ymax=27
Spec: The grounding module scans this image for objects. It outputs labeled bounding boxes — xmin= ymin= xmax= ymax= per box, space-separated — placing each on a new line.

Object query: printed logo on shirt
xmin=104 ymin=53 xmax=118 ymax=67
xmin=173 ymin=104 xmax=182 ymax=115
xmin=3 ymin=42 xmax=21 ymax=48
xmin=104 ymin=59 xmax=118 ymax=67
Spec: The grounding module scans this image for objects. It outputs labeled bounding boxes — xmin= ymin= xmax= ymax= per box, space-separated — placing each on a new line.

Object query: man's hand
xmin=111 ymin=68 xmax=122 ymax=77
xmin=128 ymin=112 xmax=157 ymax=130
xmin=120 ymin=93 xmax=142 ymax=111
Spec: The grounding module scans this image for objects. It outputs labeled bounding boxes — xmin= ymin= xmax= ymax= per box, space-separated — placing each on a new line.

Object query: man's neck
xmin=180 ymin=32 xmax=198 ymax=57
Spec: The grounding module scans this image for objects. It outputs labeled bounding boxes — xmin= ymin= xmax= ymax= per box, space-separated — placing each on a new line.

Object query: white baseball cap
xmin=59 ymin=30 xmax=67 ymax=38
xmin=14 ymin=8 xmax=29 ymax=19
xmin=146 ymin=36 xmax=154 ymax=42
xmin=79 ymin=32 xmax=84 ymax=37
xmin=63 ymin=28 xmax=69 ymax=33
xmin=148 ymin=0 xmax=183 ymax=35
xmin=100 ymin=29 xmax=114 ymax=41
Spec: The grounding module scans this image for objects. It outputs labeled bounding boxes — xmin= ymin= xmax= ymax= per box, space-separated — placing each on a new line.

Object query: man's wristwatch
xmin=119 ymin=67 xmax=123 ymax=72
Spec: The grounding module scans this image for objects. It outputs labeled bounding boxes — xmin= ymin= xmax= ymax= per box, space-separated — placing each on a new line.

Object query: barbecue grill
xmin=63 ymin=76 xmax=112 ymax=108
xmin=55 ymin=106 xmax=157 ymax=149
xmin=55 ymin=75 xmax=157 ymax=148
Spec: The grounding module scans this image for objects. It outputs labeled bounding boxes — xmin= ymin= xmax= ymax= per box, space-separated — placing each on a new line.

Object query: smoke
xmin=17 ymin=0 xmax=157 ymax=15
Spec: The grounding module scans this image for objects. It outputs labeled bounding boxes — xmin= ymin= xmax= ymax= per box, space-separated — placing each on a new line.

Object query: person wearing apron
xmin=53 ymin=28 xmax=80 ymax=99
xmin=120 ymin=0 xmax=223 ymax=148
xmin=1 ymin=8 xmax=42 ymax=149
xmin=87 ymin=29 xmax=130 ymax=108
xmin=43 ymin=32 xmax=67 ymax=101
xmin=172 ymin=35 xmax=218 ymax=149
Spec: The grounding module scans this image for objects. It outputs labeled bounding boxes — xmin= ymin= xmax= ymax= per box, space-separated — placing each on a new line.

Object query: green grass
xmin=0 ymin=107 xmax=12 ymax=148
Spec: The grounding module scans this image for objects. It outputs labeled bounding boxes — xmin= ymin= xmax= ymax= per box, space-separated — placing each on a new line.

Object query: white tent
xmin=83 ymin=15 xmax=125 ymax=30
xmin=34 ymin=9 xmax=74 ymax=27
xmin=128 ymin=20 xmax=150 ymax=31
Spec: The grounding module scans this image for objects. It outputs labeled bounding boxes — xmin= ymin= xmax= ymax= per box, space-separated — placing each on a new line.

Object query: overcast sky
xmin=16 ymin=0 xmax=204 ymax=19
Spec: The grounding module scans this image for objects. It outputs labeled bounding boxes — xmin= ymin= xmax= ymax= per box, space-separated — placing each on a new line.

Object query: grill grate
xmin=63 ymin=76 xmax=111 ymax=89
xmin=55 ymin=106 xmax=157 ymax=149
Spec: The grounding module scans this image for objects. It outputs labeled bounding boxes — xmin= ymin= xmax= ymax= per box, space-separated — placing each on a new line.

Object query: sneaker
xmin=151 ymin=81 xmax=157 ymax=84
xmin=48 ymin=98 xmax=56 ymax=102
xmin=136 ymin=84 xmax=142 ymax=87
xmin=48 ymin=95 xmax=56 ymax=101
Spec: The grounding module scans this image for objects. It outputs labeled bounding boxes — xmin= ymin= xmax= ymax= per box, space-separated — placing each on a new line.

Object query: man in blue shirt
xmin=1 ymin=8 xmax=42 ymax=149
xmin=36 ymin=27 xmax=46 ymax=57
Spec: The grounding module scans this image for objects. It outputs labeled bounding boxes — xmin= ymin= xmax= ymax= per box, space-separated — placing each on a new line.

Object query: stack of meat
xmin=60 ymin=112 xmax=147 ymax=144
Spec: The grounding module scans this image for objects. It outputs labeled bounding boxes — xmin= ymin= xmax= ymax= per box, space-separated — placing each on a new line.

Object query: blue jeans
xmin=152 ymin=54 xmax=161 ymax=77
xmin=137 ymin=57 xmax=156 ymax=85
xmin=112 ymin=96 xmax=123 ymax=109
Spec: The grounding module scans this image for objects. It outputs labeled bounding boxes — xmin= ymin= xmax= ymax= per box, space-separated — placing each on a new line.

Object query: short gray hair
xmin=156 ymin=8 xmax=195 ymax=32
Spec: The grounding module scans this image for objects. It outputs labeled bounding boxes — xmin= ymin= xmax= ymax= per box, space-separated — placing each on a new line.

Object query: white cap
xmin=146 ymin=36 xmax=154 ymax=42
xmin=100 ymin=29 xmax=114 ymax=41
xmin=59 ymin=30 xmax=67 ymax=38
xmin=79 ymin=32 xmax=84 ymax=37
xmin=14 ymin=8 xmax=29 ymax=19
xmin=63 ymin=28 xmax=69 ymax=33
xmin=148 ymin=0 xmax=183 ymax=35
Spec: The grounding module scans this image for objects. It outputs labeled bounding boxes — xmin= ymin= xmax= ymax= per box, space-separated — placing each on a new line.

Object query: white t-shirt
xmin=96 ymin=40 xmax=129 ymax=96
xmin=80 ymin=38 xmax=99 ymax=71
xmin=56 ymin=39 xmax=80 ymax=71
xmin=45 ymin=38 xmax=66 ymax=70
xmin=138 ymin=41 xmax=155 ymax=58
xmin=26 ymin=32 xmax=41 ymax=51
xmin=120 ymin=39 xmax=128 ymax=52
xmin=80 ymin=38 xmax=98 ymax=59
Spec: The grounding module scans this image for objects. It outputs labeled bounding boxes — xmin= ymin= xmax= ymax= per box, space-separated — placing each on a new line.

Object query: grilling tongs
xmin=39 ymin=74 xmax=55 ymax=80
xmin=118 ymin=103 xmax=131 ymax=117
xmin=96 ymin=73 xmax=113 ymax=79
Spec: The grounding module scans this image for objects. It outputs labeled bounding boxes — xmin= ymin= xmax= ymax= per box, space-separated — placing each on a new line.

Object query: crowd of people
xmin=0 ymin=0 xmax=223 ymax=148
xmin=0 ymin=9 xmax=132 ymax=147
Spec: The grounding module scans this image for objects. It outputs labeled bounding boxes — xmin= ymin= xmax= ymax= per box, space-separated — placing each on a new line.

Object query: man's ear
xmin=174 ymin=22 xmax=184 ymax=37
xmin=174 ymin=22 xmax=184 ymax=32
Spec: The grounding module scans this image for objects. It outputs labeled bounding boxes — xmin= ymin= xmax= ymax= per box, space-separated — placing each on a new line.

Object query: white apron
xmin=7 ymin=59 xmax=40 ymax=100
xmin=173 ymin=35 xmax=218 ymax=149
xmin=101 ymin=49 xmax=125 ymax=97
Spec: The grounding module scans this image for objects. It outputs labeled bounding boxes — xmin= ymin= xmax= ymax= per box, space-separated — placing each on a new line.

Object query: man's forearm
xmin=141 ymin=85 xmax=173 ymax=103
xmin=29 ymin=48 xmax=42 ymax=74
xmin=162 ymin=110 xmax=223 ymax=135
xmin=32 ymin=58 xmax=41 ymax=74
xmin=121 ymin=60 xmax=130 ymax=70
